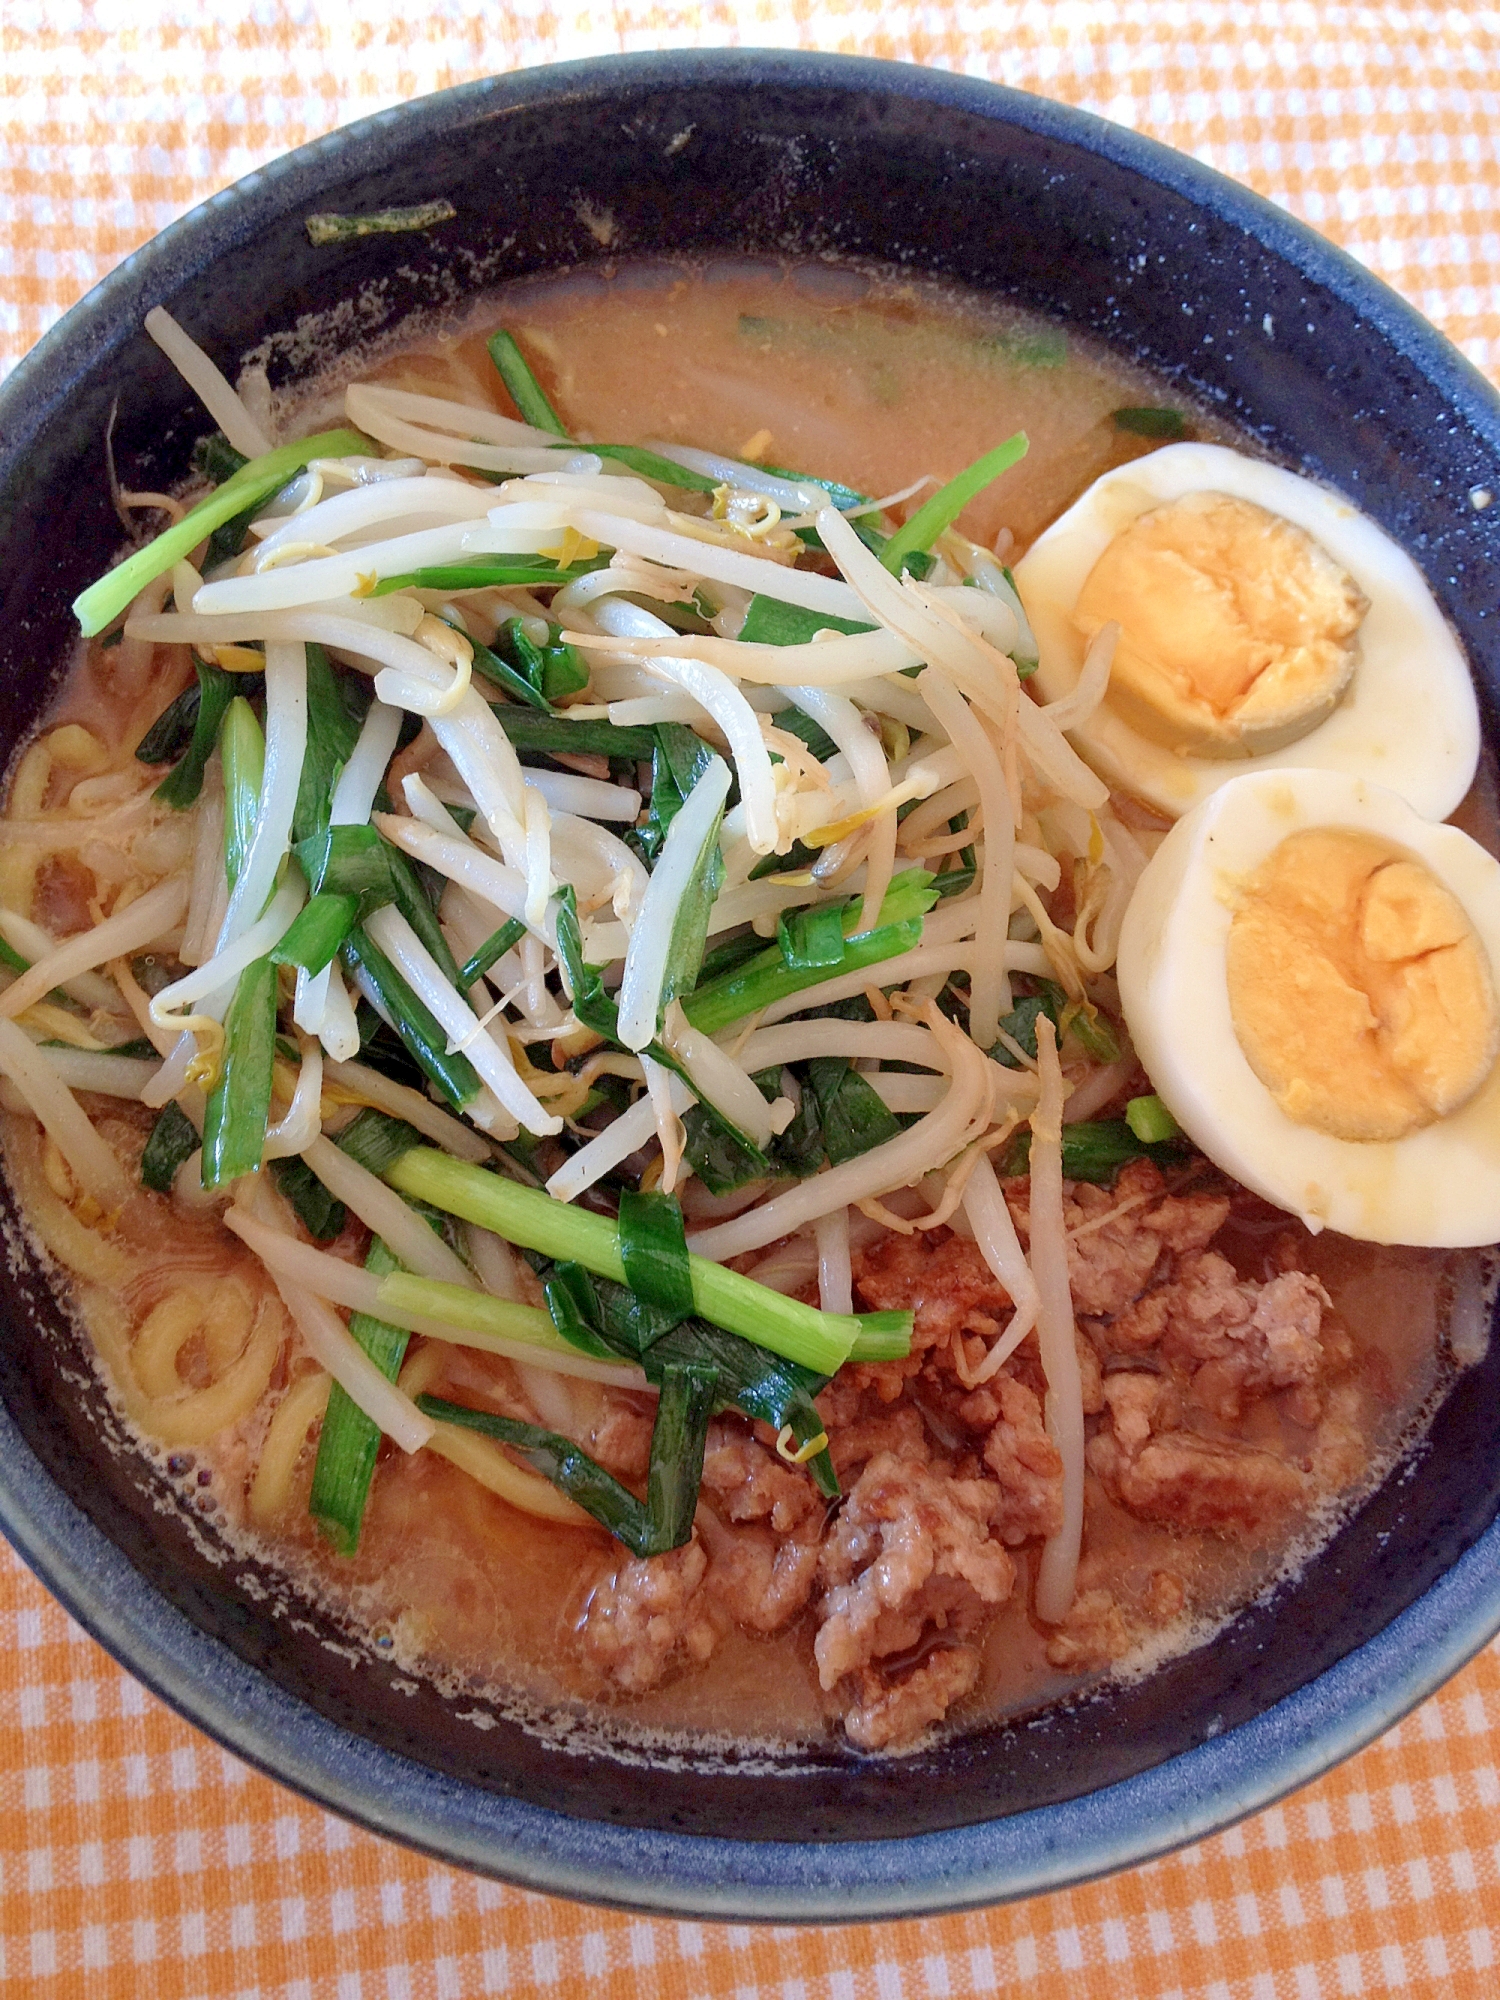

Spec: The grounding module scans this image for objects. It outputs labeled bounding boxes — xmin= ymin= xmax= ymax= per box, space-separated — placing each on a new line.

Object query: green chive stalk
xmin=73 ymin=428 xmax=370 ymax=637
xmin=384 ymin=1147 xmax=911 ymax=1375
xmin=879 ymin=432 xmax=1029 ymax=575
xmin=309 ymin=1238 xmax=410 ymax=1554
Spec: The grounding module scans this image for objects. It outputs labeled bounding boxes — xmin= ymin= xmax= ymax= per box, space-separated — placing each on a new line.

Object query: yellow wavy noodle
xmin=132 ymin=1280 xmax=254 ymax=1397
xmin=394 ymin=1344 xmax=593 ymax=1526
xmin=248 ymin=1369 xmax=331 ymax=1526
xmin=1 ymin=739 xmax=53 ymax=912
xmin=5 ymin=1116 xmax=131 ymax=1285
xmin=89 ymin=1285 xmax=284 ymax=1448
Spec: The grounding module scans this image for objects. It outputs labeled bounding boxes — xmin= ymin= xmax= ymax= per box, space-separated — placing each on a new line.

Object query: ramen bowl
xmin=0 ymin=49 xmax=1497 ymax=1921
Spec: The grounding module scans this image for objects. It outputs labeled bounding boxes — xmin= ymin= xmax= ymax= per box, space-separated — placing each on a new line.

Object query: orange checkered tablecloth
xmin=4 ymin=4 xmax=1500 ymax=1994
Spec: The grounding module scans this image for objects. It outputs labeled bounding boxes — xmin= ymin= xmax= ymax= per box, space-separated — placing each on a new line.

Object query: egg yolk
xmin=1073 ymin=492 xmax=1368 ymax=759
xmin=1225 ymin=826 xmax=1499 ymax=1143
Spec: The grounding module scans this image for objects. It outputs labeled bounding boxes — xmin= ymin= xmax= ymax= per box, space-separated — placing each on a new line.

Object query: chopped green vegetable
xmin=681 ymin=869 xmax=938 ymax=1037
xmin=269 ymin=892 xmax=360 ymax=976
xmin=776 ymin=902 xmax=848 ymax=972
xmin=333 ymin=1106 xmax=426 ymax=1179
xmin=1126 ymin=1094 xmax=1183 ymax=1144
xmin=151 ymin=654 xmax=239 ymax=810
xmin=384 ymin=1145 xmax=911 ymax=1379
xmin=201 ymin=955 xmax=278 ymax=1188
xmin=1002 ymin=1117 xmax=1187 ymax=1186
xmin=617 ymin=1189 xmax=695 ymax=1328
xmin=341 ymin=926 xmax=483 ymax=1114
xmin=490 ymin=707 xmax=657 ymax=762
xmin=309 ymin=1236 xmax=409 ymax=1554
xmin=989 ymin=989 xmax=1062 ymax=1068
xmin=134 ymin=681 xmax=201 ymax=768
xmin=73 ymin=427 xmax=370 ymax=637
xmin=293 ymin=645 xmax=365 ymax=844
xmin=486 ymin=329 xmax=569 ymax=436
xmin=297 ymin=823 xmax=459 ymax=985
xmin=305 ymin=200 xmax=456 ymax=245
xmin=737 ymin=597 xmax=874 ymax=648
xmin=486 ymin=618 xmax=589 ymax=709
xmin=631 ymin=721 xmax=720 ymax=864
xmin=1113 ymin=406 xmax=1187 ymax=439
xmin=372 ymin=551 xmax=612 ymax=595
xmin=806 ymin=1055 xmax=901 ymax=1166
xmin=270 ymin=1154 xmax=348 ymax=1240
xmin=457 ymin=918 xmax=526 ymax=990
xmin=139 ymin=1101 xmax=199 ymax=1194
xmin=587 ymin=443 xmax=719 ymax=491
xmin=0 ymin=934 xmax=29 ymax=977
xmin=219 ymin=697 xmax=265 ymax=893
xmin=879 ymin=432 xmax=1029 ymax=575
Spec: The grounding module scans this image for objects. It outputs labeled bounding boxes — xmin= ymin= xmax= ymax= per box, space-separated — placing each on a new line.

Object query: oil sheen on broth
xmin=4 ymin=261 xmax=1488 ymax=1755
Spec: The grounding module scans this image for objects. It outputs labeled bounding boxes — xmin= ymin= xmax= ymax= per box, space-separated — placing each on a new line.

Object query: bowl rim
xmin=2 ymin=44 xmax=1499 ymax=1923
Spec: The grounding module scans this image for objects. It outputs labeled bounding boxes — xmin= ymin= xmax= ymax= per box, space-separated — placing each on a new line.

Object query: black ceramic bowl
xmin=1 ymin=50 xmax=1497 ymax=1922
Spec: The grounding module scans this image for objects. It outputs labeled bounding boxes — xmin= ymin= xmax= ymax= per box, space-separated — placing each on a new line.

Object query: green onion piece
xmin=776 ymin=902 xmax=848 ymax=972
xmin=219 ymin=697 xmax=265 ymax=892
xmin=1126 ymin=1094 xmax=1183 ymax=1144
xmin=632 ymin=722 xmax=720 ymax=863
xmin=486 ymin=329 xmax=569 ymax=436
xmin=376 ymin=1270 xmax=561 ymax=1349
xmin=458 ymin=917 xmax=526 ymax=989
xmin=486 ymin=618 xmax=589 ymax=710
xmin=309 ymin=1237 xmax=408 ymax=1554
xmin=682 ymin=915 xmax=925 ymax=1037
xmin=1113 ymin=406 xmax=1186 ymax=438
xmin=0 ymin=934 xmax=29 ymax=976
xmin=298 ymin=824 xmax=460 ymax=985
xmin=878 ymin=432 xmax=1029 ymax=575
xmin=989 ymin=990 xmax=1061 ymax=1069
xmin=658 ymin=786 xmax=726 ymax=1015
xmin=193 ymin=433 xmax=249 ymax=486
xmin=153 ymin=654 xmax=239 ymax=811
xmin=490 ymin=707 xmax=658 ymax=761
xmin=849 ymin=1316 xmax=914 ymax=1363
xmin=1003 ymin=1117 xmax=1186 ymax=1187
xmin=373 ymin=551 xmax=612 ymax=596
xmin=294 ymin=644 xmax=364 ymax=844
xmin=1066 ymin=999 xmax=1123 ymax=1064
xmin=760 ymin=463 xmax=871 ymax=511
xmin=806 ymin=1056 xmax=901 ymax=1166
xmin=384 ymin=1146 xmax=909 ymax=1377
xmin=72 ymin=428 xmax=370 ymax=637
xmin=134 ymin=680 xmax=201 ymax=768
xmin=420 ymin=1394 xmax=654 ymax=1548
xmin=269 ymin=892 xmax=359 ymax=976
xmin=645 ymin=1362 xmax=719 ymax=1550
xmin=270 ymin=1155 xmax=348 ymax=1240
xmin=737 ymin=597 xmax=875 ymax=647
xmin=588 ymin=444 xmax=719 ymax=491
xmin=201 ymin=955 xmax=278 ymax=1187
xmin=334 ymin=1107 xmax=427 ymax=1178
xmin=139 ymin=1101 xmax=199 ymax=1194
xmin=617 ymin=1189 xmax=695 ymax=1326
xmin=341 ymin=926 xmax=483 ymax=1113
xmin=305 ymin=200 xmax=456 ymax=245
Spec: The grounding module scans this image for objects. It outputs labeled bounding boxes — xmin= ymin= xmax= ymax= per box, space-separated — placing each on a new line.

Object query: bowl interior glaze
xmin=0 ymin=50 xmax=1498 ymax=1918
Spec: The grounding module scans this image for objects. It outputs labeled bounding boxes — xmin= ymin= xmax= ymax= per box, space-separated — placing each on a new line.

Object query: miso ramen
xmin=3 ymin=264 xmax=1495 ymax=1756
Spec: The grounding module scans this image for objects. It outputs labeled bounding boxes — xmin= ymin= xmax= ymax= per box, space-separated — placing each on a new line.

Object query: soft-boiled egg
xmin=1116 ymin=767 xmax=1500 ymax=1247
xmin=1015 ymin=442 xmax=1480 ymax=823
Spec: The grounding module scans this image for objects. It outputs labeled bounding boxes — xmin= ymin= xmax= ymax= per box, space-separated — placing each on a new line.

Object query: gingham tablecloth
xmin=4 ymin=5 xmax=1500 ymax=1994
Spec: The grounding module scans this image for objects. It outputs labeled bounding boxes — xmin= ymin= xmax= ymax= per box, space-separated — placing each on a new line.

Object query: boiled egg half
xmin=1116 ymin=767 xmax=1500 ymax=1247
xmin=1015 ymin=442 xmax=1480 ymax=823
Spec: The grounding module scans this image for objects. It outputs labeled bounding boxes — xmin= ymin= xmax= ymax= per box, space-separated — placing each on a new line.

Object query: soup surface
xmin=3 ymin=262 xmax=1492 ymax=1759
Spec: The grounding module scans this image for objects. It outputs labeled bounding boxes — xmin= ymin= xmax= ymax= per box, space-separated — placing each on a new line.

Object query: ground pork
xmin=981 ymin=1375 xmax=1065 ymax=1545
xmin=700 ymin=1422 xmax=818 ymax=1533
xmin=703 ymin=1522 xmax=822 ymax=1634
xmin=585 ymin=1400 xmax=655 ymax=1481
xmin=840 ymin=1646 xmax=983 ymax=1753
xmin=851 ymin=1227 xmax=1010 ymax=1355
xmin=814 ymin=1453 xmax=1016 ymax=1693
xmin=1104 ymin=1251 xmax=1330 ymax=1420
xmin=573 ymin=1538 xmax=723 ymax=1694
xmin=822 ymin=1401 xmax=930 ymax=1478
xmin=1007 ymin=1159 xmax=1230 ymax=1318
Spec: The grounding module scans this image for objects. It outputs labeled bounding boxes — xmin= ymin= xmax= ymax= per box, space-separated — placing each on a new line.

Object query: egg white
xmin=1015 ymin=442 xmax=1480 ymax=823
xmin=1116 ymin=767 xmax=1500 ymax=1248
